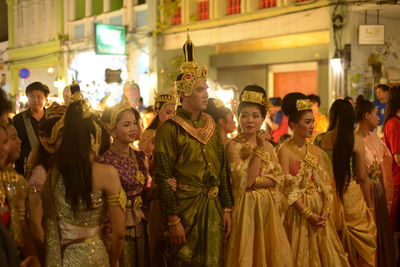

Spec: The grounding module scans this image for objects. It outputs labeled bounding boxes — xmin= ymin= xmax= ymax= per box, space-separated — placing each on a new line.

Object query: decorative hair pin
xmin=107 ymin=95 xmax=131 ymax=130
xmin=213 ymin=98 xmax=225 ymax=108
xmin=296 ymin=99 xmax=313 ymax=111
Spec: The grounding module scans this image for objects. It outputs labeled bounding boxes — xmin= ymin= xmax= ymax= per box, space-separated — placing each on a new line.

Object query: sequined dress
xmin=225 ymin=138 xmax=293 ymax=267
xmin=42 ymin=168 xmax=109 ymax=267
xmin=96 ymin=148 xmax=149 ymax=267
xmin=278 ymin=140 xmax=350 ymax=267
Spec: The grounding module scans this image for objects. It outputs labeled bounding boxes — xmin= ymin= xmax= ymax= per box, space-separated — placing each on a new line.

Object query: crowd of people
xmin=0 ymin=35 xmax=400 ymax=267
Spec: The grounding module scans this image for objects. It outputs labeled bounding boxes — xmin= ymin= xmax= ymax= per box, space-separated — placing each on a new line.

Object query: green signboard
xmin=95 ymin=24 xmax=126 ymax=55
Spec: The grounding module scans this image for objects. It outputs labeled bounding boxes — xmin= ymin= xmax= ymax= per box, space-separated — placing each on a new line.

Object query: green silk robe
xmin=154 ymin=107 xmax=234 ymax=267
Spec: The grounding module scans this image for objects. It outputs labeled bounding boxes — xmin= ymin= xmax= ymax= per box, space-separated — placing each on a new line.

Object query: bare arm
xmin=354 ymin=135 xmax=372 ymax=208
xmin=100 ymin=166 xmax=125 ymax=267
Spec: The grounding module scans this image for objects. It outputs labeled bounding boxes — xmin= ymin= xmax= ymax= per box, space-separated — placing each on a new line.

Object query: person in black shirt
xmin=13 ymin=82 xmax=49 ymax=175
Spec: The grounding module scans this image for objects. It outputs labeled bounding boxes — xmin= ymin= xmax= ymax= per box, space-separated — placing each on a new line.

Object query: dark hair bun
xmin=281 ymin=92 xmax=308 ymax=117
xmin=237 ymin=85 xmax=267 ymax=119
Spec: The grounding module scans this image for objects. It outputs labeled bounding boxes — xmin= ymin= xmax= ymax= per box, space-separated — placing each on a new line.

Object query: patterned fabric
xmin=42 ymin=168 xmax=109 ymax=267
xmin=96 ymin=148 xmax=149 ymax=267
xmin=224 ymin=139 xmax=293 ymax=267
xmin=154 ymin=106 xmax=233 ymax=266
xmin=278 ymin=141 xmax=350 ymax=267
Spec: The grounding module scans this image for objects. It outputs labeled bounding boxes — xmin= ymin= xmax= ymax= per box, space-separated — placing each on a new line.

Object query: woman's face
xmin=158 ymin=104 xmax=175 ymax=124
xmin=291 ymin=111 xmax=314 ymax=139
xmin=366 ymin=107 xmax=379 ymax=130
xmin=239 ymin=105 xmax=263 ymax=135
xmin=219 ymin=111 xmax=236 ymax=134
xmin=0 ymin=128 xmax=9 ymax=167
xmin=6 ymin=124 xmax=21 ymax=163
xmin=112 ymin=110 xmax=138 ymax=144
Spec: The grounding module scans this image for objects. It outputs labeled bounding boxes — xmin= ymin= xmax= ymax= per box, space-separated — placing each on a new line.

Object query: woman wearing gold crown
xmin=153 ymin=34 xmax=233 ymax=267
xmin=37 ymin=93 xmax=126 ymax=267
xmin=98 ymin=96 xmax=150 ymax=267
xmin=224 ymin=85 xmax=293 ymax=267
xmin=314 ymin=99 xmax=376 ymax=267
xmin=277 ymin=93 xmax=350 ymax=267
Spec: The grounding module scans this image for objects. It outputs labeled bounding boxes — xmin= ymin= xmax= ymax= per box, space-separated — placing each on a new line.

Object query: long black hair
xmin=238 ymin=85 xmax=267 ymax=119
xmin=56 ymin=101 xmax=110 ymax=211
xmin=384 ymin=86 xmax=400 ymax=125
xmin=328 ymin=99 xmax=355 ymax=198
xmin=354 ymin=95 xmax=375 ymax=123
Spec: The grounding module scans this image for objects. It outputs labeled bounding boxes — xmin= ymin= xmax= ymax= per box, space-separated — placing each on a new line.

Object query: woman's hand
xmin=307 ymin=213 xmax=326 ymax=227
xmin=256 ymin=130 xmax=269 ymax=147
xmin=167 ymin=178 xmax=177 ymax=192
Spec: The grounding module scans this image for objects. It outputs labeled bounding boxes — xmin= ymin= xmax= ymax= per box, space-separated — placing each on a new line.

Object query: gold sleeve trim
xmin=107 ymin=188 xmax=127 ymax=212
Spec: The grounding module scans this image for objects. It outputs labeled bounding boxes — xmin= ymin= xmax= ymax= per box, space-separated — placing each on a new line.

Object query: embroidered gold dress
xmin=42 ymin=168 xmax=113 ymax=267
xmin=314 ymin=134 xmax=377 ymax=266
xmin=0 ymin=168 xmax=27 ymax=246
xmin=225 ymin=138 xmax=293 ymax=267
xmin=278 ymin=141 xmax=350 ymax=267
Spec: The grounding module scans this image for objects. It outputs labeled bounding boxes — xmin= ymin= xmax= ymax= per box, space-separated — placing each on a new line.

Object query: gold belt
xmin=177 ymin=184 xmax=219 ymax=199
xmin=126 ymin=196 xmax=143 ymax=209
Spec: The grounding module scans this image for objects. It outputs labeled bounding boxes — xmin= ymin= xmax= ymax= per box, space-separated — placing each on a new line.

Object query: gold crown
xmin=154 ymin=90 xmax=178 ymax=112
xmin=175 ymin=32 xmax=208 ymax=96
xmin=107 ymin=95 xmax=131 ymax=130
xmin=240 ymin=91 xmax=271 ymax=112
xmin=296 ymin=99 xmax=313 ymax=111
xmin=213 ymin=98 xmax=225 ymax=108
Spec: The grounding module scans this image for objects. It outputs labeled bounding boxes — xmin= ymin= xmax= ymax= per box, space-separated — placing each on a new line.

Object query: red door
xmin=274 ymin=71 xmax=317 ymax=98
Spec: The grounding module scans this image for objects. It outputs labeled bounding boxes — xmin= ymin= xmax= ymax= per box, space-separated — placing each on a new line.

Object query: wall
xmin=349 ymin=11 xmax=400 ymax=97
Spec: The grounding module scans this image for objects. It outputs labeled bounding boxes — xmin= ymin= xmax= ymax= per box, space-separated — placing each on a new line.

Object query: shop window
xmin=110 ymin=0 xmax=123 ymax=11
xmin=172 ymin=6 xmax=182 ymax=25
xmin=260 ymin=0 xmax=276 ymax=9
xmin=74 ymin=24 xmax=85 ymax=39
xmin=109 ymin=15 xmax=123 ymax=25
xmin=75 ymin=0 xmax=85 ymax=20
xmin=198 ymin=0 xmax=209 ymax=21
xmin=92 ymin=0 xmax=103 ymax=15
xmin=136 ymin=10 xmax=148 ymax=27
xmin=227 ymin=0 xmax=241 ymax=15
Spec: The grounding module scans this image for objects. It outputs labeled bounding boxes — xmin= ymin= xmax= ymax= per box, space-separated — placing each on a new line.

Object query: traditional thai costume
xmin=0 ymin=167 xmax=27 ymax=246
xmin=279 ymin=139 xmax=350 ymax=267
xmin=139 ymin=92 xmax=177 ymax=267
xmin=225 ymin=135 xmax=293 ymax=267
xmin=41 ymin=93 xmax=127 ymax=266
xmin=153 ymin=34 xmax=234 ymax=267
xmin=314 ymin=133 xmax=377 ymax=266
xmin=97 ymin=95 xmax=150 ymax=267
xmin=363 ymin=131 xmax=395 ymax=267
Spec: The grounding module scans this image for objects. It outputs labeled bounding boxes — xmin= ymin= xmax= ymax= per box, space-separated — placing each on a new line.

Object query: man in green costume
xmin=153 ymin=34 xmax=234 ymax=267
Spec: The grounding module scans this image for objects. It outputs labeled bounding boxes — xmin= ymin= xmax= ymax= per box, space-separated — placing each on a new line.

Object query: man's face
xmin=376 ymin=87 xmax=388 ymax=102
xmin=27 ymin=90 xmax=47 ymax=111
xmin=182 ymin=81 xmax=209 ymax=112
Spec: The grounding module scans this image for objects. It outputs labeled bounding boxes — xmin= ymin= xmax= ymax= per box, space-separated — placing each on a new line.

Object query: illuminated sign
xmin=95 ymin=24 xmax=126 ymax=55
xmin=18 ymin=68 xmax=30 ymax=79
xmin=359 ymin=25 xmax=385 ymax=45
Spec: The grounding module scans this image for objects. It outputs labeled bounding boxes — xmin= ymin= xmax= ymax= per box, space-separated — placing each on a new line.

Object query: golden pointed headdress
xmin=296 ymin=99 xmax=313 ymax=111
xmin=106 ymin=95 xmax=131 ymax=130
xmin=240 ymin=91 xmax=271 ymax=113
xmin=175 ymin=31 xmax=208 ymax=96
xmin=154 ymin=89 xmax=178 ymax=112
